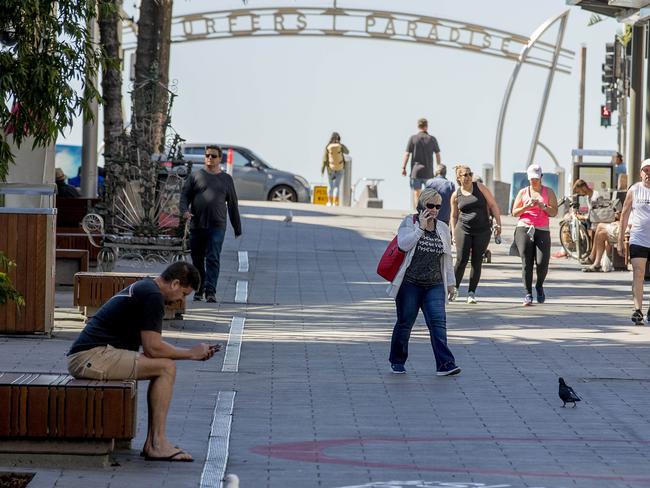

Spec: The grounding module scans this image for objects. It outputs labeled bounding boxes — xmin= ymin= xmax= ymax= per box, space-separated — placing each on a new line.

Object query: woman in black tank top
xmin=450 ymin=165 xmax=502 ymax=303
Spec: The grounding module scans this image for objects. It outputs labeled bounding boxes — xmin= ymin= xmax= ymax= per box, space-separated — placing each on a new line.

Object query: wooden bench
xmin=55 ymin=198 xmax=101 ymax=266
xmin=56 ymin=249 xmax=89 ymax=286
xmin=0 ymin=372 xmax=137 ymax=465
xmin=74 ymin=272 xmax=186 ymax=320
xmin=56 ymin=230 xmax=101 ymax=266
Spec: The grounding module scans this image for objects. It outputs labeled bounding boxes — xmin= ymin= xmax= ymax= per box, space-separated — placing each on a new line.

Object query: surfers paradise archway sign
xmin=123 ymin=4 xmax=574 ymax=180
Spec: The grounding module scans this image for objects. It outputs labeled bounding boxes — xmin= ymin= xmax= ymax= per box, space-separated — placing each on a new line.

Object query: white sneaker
xmin=467 ymin=292 xmax=477 ymax=304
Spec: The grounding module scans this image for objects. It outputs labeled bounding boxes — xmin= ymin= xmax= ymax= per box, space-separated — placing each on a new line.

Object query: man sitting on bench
xmin=67 ymin=262 xmax=220 ymax=462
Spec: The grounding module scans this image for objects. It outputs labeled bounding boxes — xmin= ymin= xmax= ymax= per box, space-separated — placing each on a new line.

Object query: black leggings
xmin=514 ymin=227 xmax=551 ymax=294
xmin=454 ymin=228 xmax=491 ymax=293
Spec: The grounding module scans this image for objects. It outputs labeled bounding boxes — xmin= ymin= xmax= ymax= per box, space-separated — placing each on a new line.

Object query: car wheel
xmin=268 ymin=185 xmax=297 ymax=202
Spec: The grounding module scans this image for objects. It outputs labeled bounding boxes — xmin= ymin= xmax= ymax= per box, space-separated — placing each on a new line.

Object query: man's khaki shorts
xmin=67 ymin=345 xmax=138 ymax=380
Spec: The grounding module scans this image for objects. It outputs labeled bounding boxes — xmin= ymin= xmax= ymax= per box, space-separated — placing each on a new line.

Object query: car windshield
xmin=245 ymin=149 xmax=272 ymax=169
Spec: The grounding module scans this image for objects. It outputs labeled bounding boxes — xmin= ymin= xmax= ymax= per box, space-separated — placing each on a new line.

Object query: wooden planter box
xmin=74 ymin=272 xmax=186 ymax=319
xmin=0 ymin=212 xmax=56 ymax=334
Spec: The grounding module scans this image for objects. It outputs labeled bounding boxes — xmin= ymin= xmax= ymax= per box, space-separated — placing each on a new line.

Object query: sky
xmin=58 ymin=0 xmax=622 ymax=210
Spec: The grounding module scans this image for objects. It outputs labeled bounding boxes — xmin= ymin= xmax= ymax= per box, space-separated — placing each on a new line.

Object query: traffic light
xmin=605 ymin=87 xmax=618 ymax=112
xmin=602 ymin=42 xmax=615 ymax=87
xmin=600 ymin=105 xmax=611 ymax=127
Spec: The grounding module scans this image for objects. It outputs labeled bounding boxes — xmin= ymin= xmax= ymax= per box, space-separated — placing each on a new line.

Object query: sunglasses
xmin=460 ymin=173 xmax=473 ymax=178
xmin=205 ymin=153 xmax=221 ymax=159
xmin=425 ymin=203 xmax=442 ymax=209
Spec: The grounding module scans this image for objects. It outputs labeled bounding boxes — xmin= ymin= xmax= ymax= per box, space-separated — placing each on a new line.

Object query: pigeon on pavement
xmin=283 ymin=211 xmax=293 ymax=224
xmin=558 ymin=377 xmax=581 ymax=407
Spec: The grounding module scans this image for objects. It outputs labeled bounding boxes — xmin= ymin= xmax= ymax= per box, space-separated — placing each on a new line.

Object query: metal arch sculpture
xmin=494 ymin=10 xmax=570 ymax=180
xmin=123 ymin=5 xmax=573 ymax=180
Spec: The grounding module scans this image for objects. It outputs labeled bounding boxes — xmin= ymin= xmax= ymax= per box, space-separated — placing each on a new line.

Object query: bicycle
xmin=558 ymin=196 xmax=592 ymax=261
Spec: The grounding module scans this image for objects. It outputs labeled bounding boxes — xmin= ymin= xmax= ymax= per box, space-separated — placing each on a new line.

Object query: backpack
xmin=327 ymin=143 xmax=345 ymax=171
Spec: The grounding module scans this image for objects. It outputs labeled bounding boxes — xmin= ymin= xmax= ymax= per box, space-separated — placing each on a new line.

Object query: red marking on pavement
xmin=251 ymin=436 xmax=650 ymax=482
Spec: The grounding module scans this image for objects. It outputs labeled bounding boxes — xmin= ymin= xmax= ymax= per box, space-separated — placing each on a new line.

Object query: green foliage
xmin=587 ymin=13 xmax=603 ymax=26
xmin=617 ymin=24 xmax=633 ymax=47
xmin=0 ymin=251 xmax=24 ymax=307
xmin=0 ymin=0 xmax=103 ymax=182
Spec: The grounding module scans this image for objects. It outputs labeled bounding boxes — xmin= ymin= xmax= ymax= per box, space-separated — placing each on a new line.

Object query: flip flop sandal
xmin=582 ymin=265 xmax=601 ymax=272
xmin=144 ymin=449 xmax=194 ymax=462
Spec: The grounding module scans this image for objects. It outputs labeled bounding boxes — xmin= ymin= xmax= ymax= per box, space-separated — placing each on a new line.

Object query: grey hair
xmin=434 ymin=164 xmax=447 ymax=177
xmin=418 ymin=187 xmax=441 ymax=207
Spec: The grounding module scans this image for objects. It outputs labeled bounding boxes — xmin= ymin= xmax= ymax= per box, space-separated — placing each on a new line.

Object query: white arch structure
xmin=493 ymin=10 xmax=570 ymax=180
xmin=123 ymin=6 xmax=573 ymax=180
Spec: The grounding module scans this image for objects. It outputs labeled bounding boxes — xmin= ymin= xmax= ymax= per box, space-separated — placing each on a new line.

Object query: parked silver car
xmin=180 ymin=143 xmax=311 ymax=203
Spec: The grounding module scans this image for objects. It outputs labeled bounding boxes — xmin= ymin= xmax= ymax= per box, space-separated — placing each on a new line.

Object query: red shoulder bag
xmin=377 ymin=215 xmax=417 ymax=281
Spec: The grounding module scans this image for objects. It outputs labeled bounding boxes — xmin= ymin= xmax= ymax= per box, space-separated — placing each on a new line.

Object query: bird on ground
xmin=558 ymin=377 xmax=581 ymax=407
xmin=283 ymin=210 xmax=293 ymax=224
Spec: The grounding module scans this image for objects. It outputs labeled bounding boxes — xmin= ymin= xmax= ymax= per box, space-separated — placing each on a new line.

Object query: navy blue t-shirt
xmin=68 ymin=278 xmax=164 ymax=355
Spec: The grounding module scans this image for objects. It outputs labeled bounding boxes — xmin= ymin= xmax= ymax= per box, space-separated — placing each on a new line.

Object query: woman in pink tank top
xmin=511 ymin=164 xmax=559 ymax=306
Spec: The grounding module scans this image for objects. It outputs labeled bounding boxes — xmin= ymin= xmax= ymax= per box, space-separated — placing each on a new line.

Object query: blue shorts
xmin=410 ymin=178 xmax=427 ymax=190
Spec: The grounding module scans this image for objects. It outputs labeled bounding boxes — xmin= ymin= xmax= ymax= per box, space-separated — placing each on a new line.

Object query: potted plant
xmin=0 ymin=251 xmax=24 ymax=308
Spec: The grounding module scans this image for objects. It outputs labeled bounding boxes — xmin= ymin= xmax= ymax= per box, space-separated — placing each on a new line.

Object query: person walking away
xmin=449 ymin=165 xmax=502 ymax=304
xmin=511 ymin=164 xmax=558 ymax=306
xmin=425 ymin=164 xmax=455 ymax=226
xmin=614 ymin=152 xmax=627 ymax=188
xmin=386 ymin=188 xmax=460 ymax=376
xmin=55 ymin=168 xmax=81 ymax=198
xmin=618 ymin=159 xmax=650 ymax=325
xmin=402 ymin=118 xmax=441 ymax=210
xmin=180 ymin=145 xmax=241 ymax=303
xmin=321 ymin=132 xmax=349 ymax=206
xmin=67 ymin=262 xmax=221 ymax=462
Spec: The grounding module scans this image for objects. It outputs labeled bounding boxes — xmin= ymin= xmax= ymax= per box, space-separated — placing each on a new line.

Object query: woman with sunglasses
xmin=450 ymin=165 xmax=502 ymax=304
xmin=386 ymin=188 xmax=460 ymax=376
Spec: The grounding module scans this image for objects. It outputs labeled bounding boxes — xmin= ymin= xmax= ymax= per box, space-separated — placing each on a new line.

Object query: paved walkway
xmin=2 ymin=201 xmax=650 ymax=488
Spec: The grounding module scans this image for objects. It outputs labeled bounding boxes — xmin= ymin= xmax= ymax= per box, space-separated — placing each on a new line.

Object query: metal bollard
xmin=223 ymin=474 xmax=240 ymax=488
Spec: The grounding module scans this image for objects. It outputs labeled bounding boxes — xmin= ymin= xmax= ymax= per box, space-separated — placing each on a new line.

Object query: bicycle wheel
xmin=559 ymin=220 xmax=576 ymax=255
xmin=576 ymin=223 xmax=592 ymax=260
xmin=559 ymin=220 xmax=591 ymax=260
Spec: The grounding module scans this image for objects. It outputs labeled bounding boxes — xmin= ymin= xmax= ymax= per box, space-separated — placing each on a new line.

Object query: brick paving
xmin=1 ymin=201 xmax=650 ymax=488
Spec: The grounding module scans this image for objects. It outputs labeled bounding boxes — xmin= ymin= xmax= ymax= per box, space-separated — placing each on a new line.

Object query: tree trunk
xmin=98 ymin=0 xmax=124 ymax=165
xmin=133 ymin=0 xmax=172 ymax=155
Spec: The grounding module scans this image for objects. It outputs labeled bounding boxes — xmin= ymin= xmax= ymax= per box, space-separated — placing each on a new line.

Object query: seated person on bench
xmin=582 ymin=213 xmax=624 ymax=272
xmin=67 ymin=262 xmax=220 ymax=462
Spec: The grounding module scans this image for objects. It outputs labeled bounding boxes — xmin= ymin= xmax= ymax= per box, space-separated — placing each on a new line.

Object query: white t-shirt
xmin=629 ymin=182 xmax=650 ymax=248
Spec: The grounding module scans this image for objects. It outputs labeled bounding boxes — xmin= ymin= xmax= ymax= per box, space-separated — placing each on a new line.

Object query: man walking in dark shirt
xmin=67 ymin=262 xmax=221 ymax=462
xmin=180 ymin=145 xmax=242 ymax=303
xmin=402 ymin=118 xmax=441 ymax=210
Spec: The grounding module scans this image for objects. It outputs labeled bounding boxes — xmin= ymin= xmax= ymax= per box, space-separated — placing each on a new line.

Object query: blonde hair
xmin=418 ymin=187 xmax=441 ymax=208
xmin=454 ymin=165 xmax=473 ymax=185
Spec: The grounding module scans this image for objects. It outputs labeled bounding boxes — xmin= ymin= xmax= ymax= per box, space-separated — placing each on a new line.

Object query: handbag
xmin=377 ymin=236 xmax=405 ymax=281
xmin=377 ymin=216 xmax=417 ymax=281
xmin=589 ymin=198 xmax=621 ymax=224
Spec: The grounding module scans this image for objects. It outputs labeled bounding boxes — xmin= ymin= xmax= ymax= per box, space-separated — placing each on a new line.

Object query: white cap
xmin=641 ymin=159 xmax=650 ymax=170
xmin=526 ymin=164 xmax=542 ymax=180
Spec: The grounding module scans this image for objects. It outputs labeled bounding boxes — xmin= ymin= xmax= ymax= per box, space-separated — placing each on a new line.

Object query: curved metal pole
xmin=527 ymin=14 xmax=568 ymax=165
xmin=494 ymin=10 xmax=570 ymax=181
xmin=537 ymin=140 xmax=560 ymax=168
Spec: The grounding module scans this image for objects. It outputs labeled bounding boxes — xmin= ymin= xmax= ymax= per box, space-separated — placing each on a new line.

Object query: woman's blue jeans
xmin=190 ymin=227 xmax=226 ymax=295
xmin=389 ymin=281 xmax=456 ymax=370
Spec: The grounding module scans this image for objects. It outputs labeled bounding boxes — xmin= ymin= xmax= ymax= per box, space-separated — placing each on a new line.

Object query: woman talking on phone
xmin=511 ymin=164 xmax=558 ymax=306
xmin=386 ymin=188 xmax=460 ymax=376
